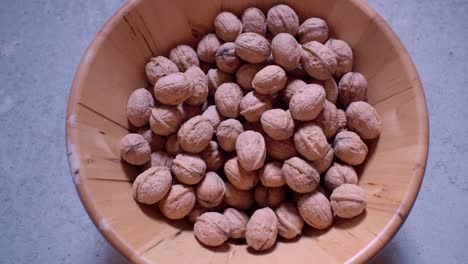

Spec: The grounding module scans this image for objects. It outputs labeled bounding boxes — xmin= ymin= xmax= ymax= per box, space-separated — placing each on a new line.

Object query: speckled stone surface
xmin=0 ymin=0 xmax=467 ymax=263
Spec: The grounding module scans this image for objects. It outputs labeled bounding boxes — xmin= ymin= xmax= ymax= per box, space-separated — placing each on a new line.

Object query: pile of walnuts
xmin=120 ymin=4 xmax=381 ymax=251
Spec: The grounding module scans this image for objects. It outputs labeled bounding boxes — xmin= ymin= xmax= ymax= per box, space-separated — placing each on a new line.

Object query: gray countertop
xmin=1 ymin=0 xmax=467 ymax=263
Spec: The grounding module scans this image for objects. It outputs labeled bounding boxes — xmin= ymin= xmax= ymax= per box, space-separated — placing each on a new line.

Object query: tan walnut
xmin=324 ymin=162 xmax=358 ymax=191
xmin=144 ymin=151 xmax=174 ymax=170
xmin=280 ymin=78 xmax=307 ymax=104
xmin=196 ymin=171 xmax=225 ymax=208
xmin=301 ymin=41 xmax=337 ymax=80
xmin=171 ymin=153 xmax=206 ymax=185
xmin=325 ymin=38 xmax=353 ymax=77
xmin=289 ymin=84 xmax=326 ymax=121
xmin=132 ymin=166 xmax=172 ymax=205
xmin=275 ymin=203 xmax=304 ymax=239
xmin=178 ymin=115 xmax=213 ymax=154
xmin=298 ymin=190 xmax=333 ymax=229
xmin=214 ymin=12 xmax=243 ymax=42
xmin=267 ymin=4 xmax=299 ymax=36
xmin=138 ymin=127 xmax=165 ymax=152
xmin=240 ymin=91 xmax=273 ymax=123
xmin=271 ymin=33 xmax=301 ymax=71
xmin=264 ymin=135 xmax=297 ymax=161
xmin=184 ymin=66 xmax=209 ymax=106
xmin=298 ymin=18 xmax=329 ymax=44
xmin=200 ymin=141 xmax=225 ymax=171
xmin=315 ymin=100 xmax=339 ymax=138
xmin=154 ymin=72 xmax=194 ymax=105
xmin=224 ymin=182 xmax=254 ymax=210
xmin=333 ymin=131 xmax=368 ymax=165
xmin=169 ymin=44 xmax=200 ymax=71
xmin=214 ymin=82 xmax=243 ymax=118
xmin=259 ymin=161 xmax=285 ymax=187
xmin=216 ymin=119 xmax=244 ymax=152
xmin=282 ymin=157 xmax=320 ymax=193
xmin=245 ymin=207 xmax=279 ymax=251
xmin=330 ymin=184 xmax=367 ymax=218
xmin=165 ymin=134 xmax=182 ymax=156
xmin=126 ymin=88 xmax=154 ymax=127
xmin=145 ymin=56 xmax=179 ymax=86
xmin=294 ymin=122 xmax=329 ymax=161
xmin=236 ymin=63 xmax=264 ymax=90
xmin=194 ymin=212 xmax=231 ymax=246
xmin=224 ymin=157 xmax=258 ymax=190
xmin=207 ymin=68 xmax=234 ymax=95
xmin=346 ymin=101 xmax=381 ymax=139
xmin=223 ymin=208 xmax=249 ymax=239
xmin=312 ymin=145 xmax=334 ymax=174
xmin=261 ymin=109 xmax=295 ymax=140
xmin=120 ymin=134 xmax=151 ymax=165
xmin=241 ymin=7 xmax=267 ymax=37
xmin=159 ymin=184 xmax=196 ymax=220
xmin=197 ymin=33 xmax=222 ymax=63
xmin=236 ymin=131 xmax=266 ymax=171
xmin=338 ymin=72 xmax=368 ymax=108
xmin=216 ymin=42 xmax=242 ymax=73
xmin=252 ymin=65 xmax=287 ymax=95
xmin=235 ymin=32 xmax=270 ymax=63
xmin=313 ymin=78 xmax=338 ymax=105
xmin=201 ymin=105 xmax=223 ymax=131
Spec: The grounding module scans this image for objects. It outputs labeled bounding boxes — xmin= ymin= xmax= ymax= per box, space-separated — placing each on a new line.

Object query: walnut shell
xmin=282 ymin=157 xmax=320 ymax=193
xmin=217 ymin=119 xmax=244 ymax=152
xmin=313 ymin=78 xmax=338 ymax=105
xmin=252 ymin=65 xmax=287 ymax=95
xmin=201 ymin=105 xmax=223 ymax=131
xmin=169 ymin=44 xmax=200 ymax=72
xmin=298 ymin=190 xmax=333 ymax=229
xmin=187 ymin=203 xmax=209 ymax=224
xmin=165 ymin=134 xmax=182 ymax=156
xmin=236 ymin=131 xmax=266 ymax=171
xmin=132 ymin=166 xmax=172 ymax=204
xmin=267 ymin=4 xmax=299 ymax=36
xmin=259 ymin=161 xmax=285 ymax=187
xmin=207 ymin=68 xmax=234 ymax=95
xmin=330 ymin=184 xmax=367 ymax=218
xmin=275 ymin=203 xmax=304 ymax=239
xmin=241 ymin=7 xmax=267 ymax=37
xmin=184 ymin=66 xmax=209 ymax=106
xmin=271 ymin=33 xmax=301 ymax=71
xmin=338 ymin=72 xmax=368 ymax=108
xmin=214 ymin=82 xmax=243 ymax=118
xmin=171 ymin=153 xmax=206 ymax=185
xmin=215 ymin=12 xmax=243 ymax=42
xmin=325 ymin=38 xmax=353 ymax=77
xmin=194 ymin=212 xmax=231 ymax=246
xmin=224 ymin=157 xmax=258 ymax=190
xmin=245 ymin=207 xmax=278 ymax=251
xmin=223 ymin=208 xmax=249 ymax=239
xmin=346 ymin=101 xmax=381 ymax=139
xmin=180 ymin=104 xmax=203 ymax=123
xmin=127 ymin=88 xmax=154 ymax=127
xmin=280 ymin=78 xmax=307 ymax=104
xmin=324 ymin=162 xmax=358 ymax=191
xmin=240 ymin=91 xmax=273 ymax=123
xmin=315 ymin=100 xmax=339 ymax=138
xmin=138 ymin=127 xmax=165 ymax=152
xmin=301 ymin=41 xmax=337 ymax=80
xmin=298 ymin=18 xmax=329 ymax=44
xmin=224 ymin=182 xmax=254 ymax=210
xmin=235 ymin=33 xmax=270 ymax=63
xmin=294 ymin=122 xmax=329 ymax=161
xmin=120 ymin=134 xmax=151 ymax=165
xmin=254 ymin=185 xmax=285 ymax=208
xmin=334 ymin=131 xmax=368 ymax=165
xmin=216 ymin=42 xmax=242 ymax=73
xmin=154 ymin=72 xmax=194 ymax=105
xmin=200 ymin=141 xmax=225 ymax=171
xmin=145 ymin=56 xmax=179 ymax=86
xmin=159 ymin=184 xmax=196 ymax=220
xmin=264 ymin=135 xmax=297 ymax=160
xmin=337 ymin=109 xmax=348 ymax=132
xmin=236 ymin=63 xmax=264 ymax=90
xmin=261 ymin=109 xmax=295 ymax=140
xmin=150 ymin=105 xmax=184 ymax=136
xmin=289 ymin=84 xmax=326 ymax=121
xmin=197 ymin=33 xmax=223 ymax=63
xmin=178 ymin=115 xmax=213 ymax=154
xmin=143 ymin=151 xmax=174 ymax=170
xmin=196 ymin=171 xmax=225 ymax=208
xmin=312 ymin=145 xmax=334 ymax=174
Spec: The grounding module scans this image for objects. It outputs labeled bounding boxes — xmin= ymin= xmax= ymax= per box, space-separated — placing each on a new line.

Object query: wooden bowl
xmin=66 ymin=0 xmax=429 ymax=263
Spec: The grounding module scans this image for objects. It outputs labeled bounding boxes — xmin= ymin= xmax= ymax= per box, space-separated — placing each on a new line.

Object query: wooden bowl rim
xmin=65 ymin=0 xmax=429 ymax=263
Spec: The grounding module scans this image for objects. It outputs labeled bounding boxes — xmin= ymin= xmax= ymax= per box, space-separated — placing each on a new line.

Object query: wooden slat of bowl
xmin=66 ymin=0 xmax=429 ymax=263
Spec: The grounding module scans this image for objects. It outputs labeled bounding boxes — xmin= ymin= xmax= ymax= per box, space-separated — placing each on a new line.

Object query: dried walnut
xmin=169 ymin=44 xmax=200 ymax=72
xmin=271 ymin=33 xmax=301 ymax=71
xmin=294 ymin=122 xmax=329 ymax=161
xmin=216 ymin=42 xmax=242 ymax=73
xmin=200 ymin=141 xmax=225 ymax=171
xmin=196 ymin=171 xmax=225 ymax=208
xmin=282 ymin=157 xmax=320 ymax=193
xmin=171 ymin=153 xmax=206 ymax=185
xmin=301 ymin=41 xmax=337 ymax=81
xmin=214 ymin=12 xmax=243 ymax=42
xmin=126 ymin=88 xmax=154 ymax=127
xmin=217 ymin=119 xmax=244 ymax=152
xmin=298 ymin=190 xmax=333 ymax=229
xmin=245 ymin=207 xmax=278 ymax=251
xmin=241 ymin=7 xmax=267 ymax=37
xmin=267 ymin=4 xmax=299 ymax=36
xmin=194 ymin=212 xmax=231 ymax=246
xmin=224 ymin=208 xmax=249 ymax=239
xmin=120 ymin=134 xmax=151 ymax=165
xmin=214 ymin=82 xmax=243 ymax=118
xmin=324 ymin=162 xmax=358 ymax=191
xmin=240 ymin=91 xmax=273 ymax=123
xmin=275 ymin=203 xmax=304 ymax=239
xmin=236 ymin=131 xmax=266 ymax=171
xmin=289 ymin=84 xmax=326 ymax=121
xmin=346 ymin=101 xmax=381 ymax=139
xmin=338 ymin=72 xmax=367 ymax=108
xmin=197 ymin=33 xmax=222 ymax=63
xmin=330 ymin=184 xmax=367 ymax=218
xmin=333 ymin=131 xmax=368 ymax=165
xmin=132 ymin=166 xmax=172 ymax=204
xmin=252 ymin=65 xmax=287 ymax=95
xmin=259 ymin=161 xmax=285 ymax=187
xmin=154 ymin=72 xmax=194 ymax=105
xmin=184 ymin=66 xmax=209 ymax=106
xmin=159 ymin=184 xmax=196 ymax=220
xmin=224 ymin=157 xmax=258 ymax=190
xmin=298 ymin=18 xmax=329 ymax=44
xmin=145 ymin=56 xmax=179 ymax=86
xmin=178 ymin=115 xmax=213 ymax=154
xmin=235 ymin=32 xmax=270 ymax=63
xmin=224 ymin=182 xmax=254 ymax=210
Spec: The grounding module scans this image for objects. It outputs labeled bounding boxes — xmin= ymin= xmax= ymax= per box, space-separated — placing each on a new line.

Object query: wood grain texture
xmin=65 ymin=0 xmax=429 ymax=263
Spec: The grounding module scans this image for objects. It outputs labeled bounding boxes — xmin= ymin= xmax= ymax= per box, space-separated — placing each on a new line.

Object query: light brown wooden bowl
xmin=66 ymin=0 xmax=429 ymax=263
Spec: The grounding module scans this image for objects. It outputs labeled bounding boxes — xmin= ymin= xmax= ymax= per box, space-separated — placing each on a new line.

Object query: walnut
xmin=159 ymin=184 xmax=196 ymax=220
xmin=153 ymin=72 xmax=194 ymax=105
xmin=143 ymin=151 xmax=174 ymax=170
xmin=224 ymin=182 xmax=254 ymax=210
xmin=264 ymin=135 xmax=297 ymax=160
xmin=165 ymin=134 xmax=182 ymax=156
xmin=236 ymin=63 xmax=264 ymax=90
xmin=200 ymin=141 xmax=225 ymax=171
xmin=194 ymin=212 xmax=231 ymax=246
xmin=298 ymin=18 xmax=329 ymax=44
xmin=267 ymin=4 xmax=299 ymax=36
xmin=330 ymin=184 xmax=367 ymax=218
xmin=187 ymin=203 xmax=209 ymax=224
xmin=138 ymin=127 xmax=165 ymax=152
xmin=126 ymin=88 xmax=154 ymax=127
xmin=236 ymin=131 xmax=266 ymax=171
xmin=217 ymin=119 xmax=244 ymax=152
xmin=224 ymin=157 xmax=258 ymax=190
xmin=245 ymin=207 xmax=278 ymax=251
xmin=315 ymin=100 xmax=339 ymax=138
xmin=223 ymin=208 xmax=249 ymax=239
xmin=132 ymin=166 xmax=172 ymax=204
xmin=280 ymin=78 xmax=307 ymax=104
xmin=197 ymin=33 xmax=222 ymax=63
xmin=178 ymin=115 xmax=213 ymax=153
xmin=145 ymin=56 xmax=179 ymax=86
xmin=214 ymin=12 xmax=243 ymax=42
xmin=184 ymin=66 xmax=209 ymax=106
xmin=216 ymin=42 xmax=242 ymax=73
xmin=207 ymin=68 xmax=234 ymax=95
xmin=252 ymin=65 xmax=287 ymax=95
xmin=180 ymin=104 xmax=203 ymax=122
xmin=313 ymin=78 xmax=338 ymax=105
xmin=294 ymin=122 xmax=329 ymax=161
xmin=298 ymin=190 xmax=333 ymax=229
xmin=235 ymin=33 xmax=270 ymax=63
xmin=312 ymin=145 xmax=334 ymax=174
xmin=333 ymin=131 xmax=368 ymax=165
xmin=338 ymin=72 xmax=367 ymax=108
xmin=149 ymin=105 xmax=184 ymax=136
xmin=241 ymin=7 xmax=267 ymax=37
xmin=260 ymin=109 xmax=295 ymax=140
xmin=282 ymin=157 xmax=320 ymax=193
xmin=346 ymin=101 xmax=381 ymax=139
xmin=301 ymin=41 xmax=337 ymax=80
xmin=196 ymin=171 xmax=225 ymax=208
xmin=120 ymin=134 xmax=151 ymax=165
xmin=171 ymin=153 xmax=206 ymax=185
xmin=240 ymin=91 xmax=273 ymax=123
xmin=289 ymin=84 xmax=326 ymax=121
xmin=271 ymin=33 xmax=301 ymax=71
xmin=169 ymin=44 xmax=200 ymax=71
xmin=259 ymin=161 xmax=285 ymax=187
xmin=324 ymin=162 xmax=358 ymax=191
xmin=201 ymin=105 xmax=223 ymax=131
xmin=214 ymin=82 xmax=243 ymax=118
xmin=254 ymin=185 xmax=285 ymax=208
xmin=275 ymin=203 xmax=304 ymax=239
xmin=325 ymin=38 xmax=353 ymax=77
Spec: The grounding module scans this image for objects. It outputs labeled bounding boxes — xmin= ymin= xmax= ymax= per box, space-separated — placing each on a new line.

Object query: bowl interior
xmin=66 ymin=0 xmax=428 ymax=263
